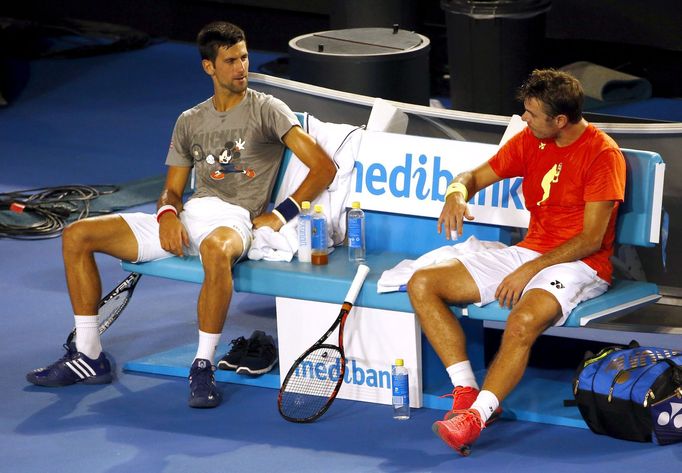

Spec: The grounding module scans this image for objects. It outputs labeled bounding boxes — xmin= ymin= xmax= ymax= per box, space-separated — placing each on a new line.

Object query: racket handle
xmin=345 ymin=264 xmax=370 ymax=305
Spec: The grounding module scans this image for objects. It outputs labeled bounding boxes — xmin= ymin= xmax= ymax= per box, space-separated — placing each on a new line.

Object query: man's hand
xmin=438 ymin=193 xmax=475 ymax=240
xmin=494 ymin=262 xmax=538 ymax=308
xmin=158 ymin=213 xmax=189 ymax=256
xmin=253 ymin=211 xmax=284 ymax=232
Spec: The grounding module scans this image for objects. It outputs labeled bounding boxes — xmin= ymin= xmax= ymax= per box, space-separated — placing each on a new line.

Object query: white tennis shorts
xmin=456 ymin=245 xmax=608 ymax=326
xmin=120 ymin=196 xmax=253 ymax=263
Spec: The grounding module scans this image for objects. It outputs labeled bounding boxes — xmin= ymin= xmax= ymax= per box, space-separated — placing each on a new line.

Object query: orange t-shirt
xmin=489 ymin=124 xmax=626 ymax=283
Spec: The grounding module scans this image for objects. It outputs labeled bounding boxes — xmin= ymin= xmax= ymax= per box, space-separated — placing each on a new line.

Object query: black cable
xmin=0 ymin=185 xmax=119 ymax=240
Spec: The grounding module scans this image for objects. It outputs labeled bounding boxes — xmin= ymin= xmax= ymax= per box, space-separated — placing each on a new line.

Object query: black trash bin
xmin=289 ymin=27 xmax=431 ymax=105
xmin=441 ymin=0 xmax=552 ymax=116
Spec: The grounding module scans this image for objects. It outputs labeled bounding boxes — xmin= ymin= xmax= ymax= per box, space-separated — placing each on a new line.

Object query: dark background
xmin=2 ymin=0 xmax=682 ymax=107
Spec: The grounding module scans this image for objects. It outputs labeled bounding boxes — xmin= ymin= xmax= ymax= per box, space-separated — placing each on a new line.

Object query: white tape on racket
xmin=344 ymin=264 xmax=370 ymax=305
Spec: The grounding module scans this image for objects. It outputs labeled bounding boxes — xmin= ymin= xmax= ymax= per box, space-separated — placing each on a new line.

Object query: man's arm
xmin=157 ymin=166 xmax=191 ymax=256
xmin=253 ymin=125 xmax=337 ymax=230
xmin=438 ymin=162 xmax=502 ymax=240
xmin=495 ymin=200 xmax=616 ymax=308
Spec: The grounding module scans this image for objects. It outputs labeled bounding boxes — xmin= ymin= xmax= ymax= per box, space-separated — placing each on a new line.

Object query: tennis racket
xmin=278 ymin=264 xmax=370 ymax=423
xmin=65 ymin=272 xmax=142 ymax=345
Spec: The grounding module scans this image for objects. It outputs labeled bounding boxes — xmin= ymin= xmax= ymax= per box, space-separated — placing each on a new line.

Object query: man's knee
xmin=407 ymin=268 xmax=434 ymax=299
xmin=200 ymin=233 xmax=241 ymax=272
xmin=502 ymin=308 xmax=553 ymax=348
xmin=62 ymin=219 xmax=98 ymax=253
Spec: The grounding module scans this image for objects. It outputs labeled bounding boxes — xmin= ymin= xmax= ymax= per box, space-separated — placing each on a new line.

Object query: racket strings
xmin=280 ymin=346 xmax=344 ymax=420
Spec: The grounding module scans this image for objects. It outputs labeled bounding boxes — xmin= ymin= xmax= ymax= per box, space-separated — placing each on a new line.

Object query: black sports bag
xmin=573 ymin=341 xmax=682 ymax=445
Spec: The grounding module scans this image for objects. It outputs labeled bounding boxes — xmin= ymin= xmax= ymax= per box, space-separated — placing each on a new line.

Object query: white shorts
xmin=120 ymin=197 xmax=253 ymax=263
xmin=456 ymin=246 xmax=608 ymax=326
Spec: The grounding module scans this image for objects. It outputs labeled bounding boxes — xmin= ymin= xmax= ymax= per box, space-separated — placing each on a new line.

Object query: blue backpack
xmin=573 ymin=341 xmax=682 ymax=445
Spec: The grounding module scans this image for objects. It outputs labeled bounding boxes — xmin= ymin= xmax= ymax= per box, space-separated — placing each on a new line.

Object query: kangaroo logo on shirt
xmin=537 ymin=163 xmax=562 ymax=206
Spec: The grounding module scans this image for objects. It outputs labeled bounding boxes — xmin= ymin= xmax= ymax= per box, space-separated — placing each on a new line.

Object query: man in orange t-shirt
xmin=407 ymin=69 xmax=626 ymax=456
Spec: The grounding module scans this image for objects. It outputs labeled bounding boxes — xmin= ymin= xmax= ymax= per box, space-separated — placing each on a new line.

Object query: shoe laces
xmin=440 ymin=385 xmax=477 ymax=400
xmin=190 ymin=361 xmax=216 ymax=391
xmin=227 ymin=336 xmax=248 ymax=355
xmin=449 ymin=409 xmax=485 ymax=431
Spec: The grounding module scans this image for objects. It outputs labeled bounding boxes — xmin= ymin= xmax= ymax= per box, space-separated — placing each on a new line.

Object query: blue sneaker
xmin=188 ymin=358 xmax=222 ymax=408
xmin=26 ymin=343 xmax=113 ymax=387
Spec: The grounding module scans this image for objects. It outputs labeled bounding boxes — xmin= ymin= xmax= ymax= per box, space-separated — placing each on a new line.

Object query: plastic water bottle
xmin=297 ymin=201 xmax=312 ymax=263
xmin=392 ymin=359 xmax=410 ymax=420
xmin=311 ymin=204 xmax=328 ymax=265
xmin=347 ymin=201 xmax=366 ymax=262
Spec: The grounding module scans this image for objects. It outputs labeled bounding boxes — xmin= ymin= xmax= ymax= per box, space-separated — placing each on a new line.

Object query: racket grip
xmin=345 ymin=264 xmax=370 ymax=305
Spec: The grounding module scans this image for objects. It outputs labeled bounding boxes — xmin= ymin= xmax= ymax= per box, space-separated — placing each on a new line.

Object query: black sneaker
xmin=217 ymin=336 xmax=249 ymax=371
xmin=26 ymin=343 xmax=113 ymax=387
xmin=188 ymin=358 xmax=222 ymax=408
xmin=236 ymin=331 xmax=278 ymax=375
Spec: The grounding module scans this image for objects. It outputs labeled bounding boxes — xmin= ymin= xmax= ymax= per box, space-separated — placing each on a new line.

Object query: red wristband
xmin=156 ymin=205 xmax=178 ymax=223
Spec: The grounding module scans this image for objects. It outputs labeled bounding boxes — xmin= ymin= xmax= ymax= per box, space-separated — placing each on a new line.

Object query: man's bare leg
xmin=188 ymin=226 xmax=243 ymax=409
xmin=62 ymin=215 xmax=139 ymax=315
xmin=407 ymin=260 xmax=481 ymax=368
xmin=480 ymin=289 xmax=561 ymax=401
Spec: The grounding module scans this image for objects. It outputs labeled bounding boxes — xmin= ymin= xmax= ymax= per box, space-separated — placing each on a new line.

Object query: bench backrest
xmin=273 ymin=118 xmax=665 ymax=256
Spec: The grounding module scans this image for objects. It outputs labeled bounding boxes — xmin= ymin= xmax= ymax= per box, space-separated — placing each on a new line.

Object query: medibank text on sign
xmin=349 ymin=132 xmax=531 ymax=229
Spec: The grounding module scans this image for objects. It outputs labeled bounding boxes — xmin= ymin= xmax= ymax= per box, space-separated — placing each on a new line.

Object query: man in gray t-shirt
xmin=167 ymin=88 xmax=298 ymax=220
xmin=27 ymin=21 xmax=336 ymax=409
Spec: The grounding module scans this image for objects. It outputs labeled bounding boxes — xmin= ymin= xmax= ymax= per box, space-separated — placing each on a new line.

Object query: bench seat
xmin=122 ymin=249 xmax=660 ymax=328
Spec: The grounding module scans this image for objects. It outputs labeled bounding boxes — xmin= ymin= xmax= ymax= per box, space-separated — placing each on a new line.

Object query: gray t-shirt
xmin=166 ymin=89 xmax=299 ymax=219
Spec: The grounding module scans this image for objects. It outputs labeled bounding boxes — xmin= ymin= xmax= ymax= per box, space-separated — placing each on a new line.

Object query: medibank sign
xmin=350 ymin=132 xmax=531 ymax=229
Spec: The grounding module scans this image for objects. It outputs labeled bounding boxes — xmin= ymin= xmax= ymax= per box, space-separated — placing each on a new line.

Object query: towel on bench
xmin=248 ymin=114 xmax=362 ymax=261
xmin=377 ymin=236 xmax=507 ymax=293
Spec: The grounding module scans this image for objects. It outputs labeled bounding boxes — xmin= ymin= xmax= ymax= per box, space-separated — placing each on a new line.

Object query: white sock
xmin=446 ymin=360 xmax=479 ymax=389
xmin=471 ymin=390 xmax=499 ymax=424
xmin=194 ymin=330 xmax=222 ymax=363
xmin=74 ymin=315 xmax=102 ymax=359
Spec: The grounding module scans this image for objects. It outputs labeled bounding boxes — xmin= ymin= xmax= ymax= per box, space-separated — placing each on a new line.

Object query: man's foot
xmin=188 ymin=358 xmax=222 ymax=408
xmin=26 ymin=343 xmax=113 ymax=387
xmin=442 ymin=386 xmax=502 ymax=425
xmin=432 ymin=408 xmax=485 ymax=456
xmin=217 ymin=336 xmax=249 ymax=371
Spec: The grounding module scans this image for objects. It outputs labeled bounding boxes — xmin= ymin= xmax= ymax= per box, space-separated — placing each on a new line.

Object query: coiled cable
xmin=0 ymin=185 xmax=119 ymax=239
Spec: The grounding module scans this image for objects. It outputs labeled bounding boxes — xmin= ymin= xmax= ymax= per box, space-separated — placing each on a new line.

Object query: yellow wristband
xmin=445 ymin=182 xmax=468 ymax=201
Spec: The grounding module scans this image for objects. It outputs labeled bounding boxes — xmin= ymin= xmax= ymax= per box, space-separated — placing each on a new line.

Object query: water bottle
xmin=392 ymin=359 xmax=410 ymax=420
xmin=297 ymin=201 xmax=312 ymax=263
xmin=311 ymin=204 xmax=328 ymax=265
xmin=347 ymin=201 xmax=366 ymax=262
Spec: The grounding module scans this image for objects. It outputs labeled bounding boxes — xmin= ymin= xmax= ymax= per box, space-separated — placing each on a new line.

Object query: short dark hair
xmin=197 ymin=21 xmax=246 ymax=62
xmin=517 ymin=69 xmax=584 ymax=123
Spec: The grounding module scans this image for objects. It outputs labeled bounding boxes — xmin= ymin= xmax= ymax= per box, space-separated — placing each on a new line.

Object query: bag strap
xmin=660 ymin=358 xmax=682 ymax=386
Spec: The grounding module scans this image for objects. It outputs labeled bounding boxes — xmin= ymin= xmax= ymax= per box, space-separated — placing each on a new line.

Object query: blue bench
xmin=122 ymin=117 xmax=665 ymax=427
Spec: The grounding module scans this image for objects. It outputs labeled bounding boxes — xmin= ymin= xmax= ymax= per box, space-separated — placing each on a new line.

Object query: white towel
xmin=247 ymin=223 xmax=298 ymax=262
xmin=377 ymin=236 xmax=508 ymax=293
xmin=249 ymin=114 xmax=362 ymax=261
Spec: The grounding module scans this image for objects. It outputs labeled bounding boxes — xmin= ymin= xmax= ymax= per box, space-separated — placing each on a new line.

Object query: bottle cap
xmin=395 ymin=358 xmax=404 ymax=366
xmin=351 ymin=201 xmax=361 ymax=209
xmin=302 ymin=201 xmax=311 ymax=210
xmin=314 ymin=204 xmax=323 ymax=212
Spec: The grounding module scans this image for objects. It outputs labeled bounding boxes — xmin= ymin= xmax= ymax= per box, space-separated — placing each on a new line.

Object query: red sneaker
xmin=442 ymin=386 xmax=503 ymax=425
xmin=432 ymin=408 xmax=484 ymax=456
xmin=441 ymin=386 xmax=479 ymax=418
